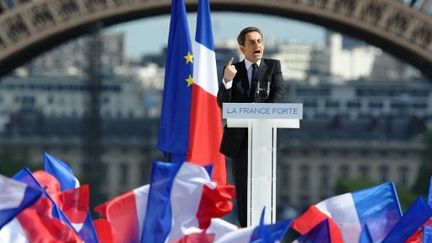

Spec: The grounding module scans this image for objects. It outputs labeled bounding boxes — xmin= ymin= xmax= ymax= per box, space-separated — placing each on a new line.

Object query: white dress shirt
xmin=222 ymin=59 xmax=261 ymax=89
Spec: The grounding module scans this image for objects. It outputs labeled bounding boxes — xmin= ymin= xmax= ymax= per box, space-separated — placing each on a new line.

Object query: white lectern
xmin=222 ymin=103 xmax=303 ymax=226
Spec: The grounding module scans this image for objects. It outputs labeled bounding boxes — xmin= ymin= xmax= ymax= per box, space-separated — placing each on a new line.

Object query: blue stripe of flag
xmin=195 ymin=0 xmax=215 ymax=51
xmin=140 ymin=161 xmax=183 ymax=243
xmin=44 ymin=152 xmax=77 ymax=191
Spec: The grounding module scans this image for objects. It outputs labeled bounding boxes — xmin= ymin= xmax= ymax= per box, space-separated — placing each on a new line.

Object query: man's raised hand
xmin=223 ymin=57 xmax=237 ymax=82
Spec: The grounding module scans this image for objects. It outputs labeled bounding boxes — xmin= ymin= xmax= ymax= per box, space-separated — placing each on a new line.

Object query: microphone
xmin=255 ymin=80 xmax=270 ymax=101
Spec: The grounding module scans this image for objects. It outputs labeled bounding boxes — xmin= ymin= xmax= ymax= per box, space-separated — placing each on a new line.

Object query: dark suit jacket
xmin=217 ymin=58 xmax=285 ymax=158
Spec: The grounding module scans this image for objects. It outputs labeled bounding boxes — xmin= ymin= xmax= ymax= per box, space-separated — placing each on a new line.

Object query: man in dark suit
xmin=217 ymin=27 xmax=285 ymax=227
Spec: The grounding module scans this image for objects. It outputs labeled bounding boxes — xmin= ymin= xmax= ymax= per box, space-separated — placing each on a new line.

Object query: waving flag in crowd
xmin=292 ymin=182 xmax=402 ymax=242
xmin=382 ymin=197 xmax=432 ymax=242
xmin=141 ymin=161 xmax=235 ymax=243
xmin=95 ymin=161 xmax=234 ymax=243
xmin=1 ymin=169 xmax=82 ymax=242
xmin=297 ymin=219 xmax=331 ymax=243
xmin=0 ymin=175 xmax=41 ymax=229
xmin=43 ymin=152 xmax=98 ymax=243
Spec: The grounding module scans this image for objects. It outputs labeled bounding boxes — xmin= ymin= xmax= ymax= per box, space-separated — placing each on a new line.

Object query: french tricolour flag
xmin=187 ymin=0 xmax=226 ymax=184
xmin=43 ymin=152 xmax=98 ymax=243
xmin=96 ymin=161 xmax=236 ymax=243
xmin=292 ymin=182 xmax=402 ymax=242
xmin=0 ymin=174 xmax=42 ymax=229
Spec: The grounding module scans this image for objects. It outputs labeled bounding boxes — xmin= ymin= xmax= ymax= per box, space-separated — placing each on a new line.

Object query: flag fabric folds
xmin=382 ymin=197 xmax=432 ymax=243
xmin=95 ymin=185 xmax=150 ymax=243
xmin=0 ymin=175 xmax=42 ymax=229
xmin=44 ymin=152 xmax=80 ymax=191
xmin=157 ymin=0 xmax=193 ymax=162
xmin=10 ymin=167 xmax=96 ymax=242
xmin=43 ymin=152 xmax=98 ymax=243
xmin=297 ymin=219 xmax=331 ymax=243
xmin=12 ymin=169 xmax=73 ymax=228
xmin=187 ymin=0 xmax=226 ymax=184
xmin=141 ymin=161 xmax=235 ymax=243
xmin=424 ymin=226 xmax=432 ymax=242
xmin=95 ymin=161 xmax=235 ymax=243
xmin=359 ymin=224 xmax=374 ymax=243
xmin=292 ymin=182 xmax=402 ymax=242
xmin=0 ymin=197 xmax=82 ymax=243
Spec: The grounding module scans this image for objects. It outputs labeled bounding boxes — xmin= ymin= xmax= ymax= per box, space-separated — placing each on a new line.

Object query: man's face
xmin=240 ymin=31 xmax=264 ymax=63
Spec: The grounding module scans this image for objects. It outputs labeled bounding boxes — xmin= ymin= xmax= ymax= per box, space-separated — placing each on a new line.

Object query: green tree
xmin=335 ymin=178 xmax=376 ymax=195
xmin=412 ymin=131 xmax=432 ymax=197
xmin=0 ymin=147 xmax=32 ymax=177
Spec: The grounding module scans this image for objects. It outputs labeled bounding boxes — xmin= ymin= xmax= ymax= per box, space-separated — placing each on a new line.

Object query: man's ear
xmin=239 ymin=46 xmax=245 ymax=53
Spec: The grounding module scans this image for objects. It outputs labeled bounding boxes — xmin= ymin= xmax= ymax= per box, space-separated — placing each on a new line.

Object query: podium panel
xmin=223 ymin=103 xmax=302 ymax=226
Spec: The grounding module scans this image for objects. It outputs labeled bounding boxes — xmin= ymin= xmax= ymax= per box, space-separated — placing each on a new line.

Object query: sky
xmin=105 ymin=12 xmax=327 ymax=58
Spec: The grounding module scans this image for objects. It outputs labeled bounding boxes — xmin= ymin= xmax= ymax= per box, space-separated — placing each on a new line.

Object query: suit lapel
xmin=235 ymin=61 xmax=249 ymax=96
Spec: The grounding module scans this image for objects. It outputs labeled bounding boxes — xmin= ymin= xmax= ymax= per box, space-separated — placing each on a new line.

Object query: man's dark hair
xmin=237 ymin=27 xmax=264 ymax=45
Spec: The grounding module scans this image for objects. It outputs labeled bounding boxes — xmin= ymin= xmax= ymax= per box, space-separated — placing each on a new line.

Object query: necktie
xmin=250 ymin=63 xmax=258 ymax=98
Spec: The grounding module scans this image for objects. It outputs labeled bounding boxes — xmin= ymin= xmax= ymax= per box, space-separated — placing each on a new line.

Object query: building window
xmin=314 ymin=113 xmax=328 ymax=119
xmin=100 ymin=162 xmax=108 ymax=184
xmin=347 ymin=101 xmax=361 ymax=108
xmin=304 ymin=100 xmax=318 ymax=108
xmin=300 ymin=194 xmax=310 ymax=207
xmin=279 ymin=164 xmax=290 ymax=185
xmin=321 ymin=149 xmax=328 ymax=156
xmin=340 ymin=164 xmax=350 ymax=178
xmin=140 ymin=161 xmax=151 ymax=184
xmin=320 ymin=164 xmax=330 ymax=190
xmin=340 ymin=149 xmax=348 ymax=156
xmin=368 ymin=101 xmax=383 ymax=108
xmin=120 ymin=163 xmax=129 ymax=186
xmin=325 ymin=100 xmax=340 ymax=108
xmin=358 ymin=165 xmax=369 ymax=178
xmin=360 ymin=149 xmax=369 ymax=157
xmin=301 ymin=149 xmax=309 ymax=156
xmin=279 ymin=195 xmax=290 ymax=204
xmin=380 ymin=150 xmax=389 ymax=157
xmin=391 ymin=102 xmax=408 ymax=109
xmin=412 ymin=103 xmax=427 ymax=109
xmin=379 ymin=165 xmax=389 ymax=182
xmin=399 ymin=166 xmax=409 ymax=186
xmin=300 ymin=164 xmax=310 ymax=188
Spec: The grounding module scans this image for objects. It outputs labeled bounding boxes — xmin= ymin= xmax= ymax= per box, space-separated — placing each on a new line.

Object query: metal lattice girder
xmin=0 ymin=0 xmax=431 ymax=78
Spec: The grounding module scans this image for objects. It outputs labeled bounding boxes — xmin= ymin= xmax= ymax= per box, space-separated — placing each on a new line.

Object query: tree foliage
xmin=0 ymin=147 xmax=32 ymax=177
xmin=412 ymin=131 xmax=432 ymax=196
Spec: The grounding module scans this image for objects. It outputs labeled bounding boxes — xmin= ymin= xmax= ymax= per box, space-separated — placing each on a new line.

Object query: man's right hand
xmin=223 ymin=57 xmax=237 ymax=82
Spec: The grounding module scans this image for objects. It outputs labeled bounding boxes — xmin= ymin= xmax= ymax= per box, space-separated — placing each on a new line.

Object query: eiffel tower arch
xmin=0 ymin=0 xmax=431 ymax=78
